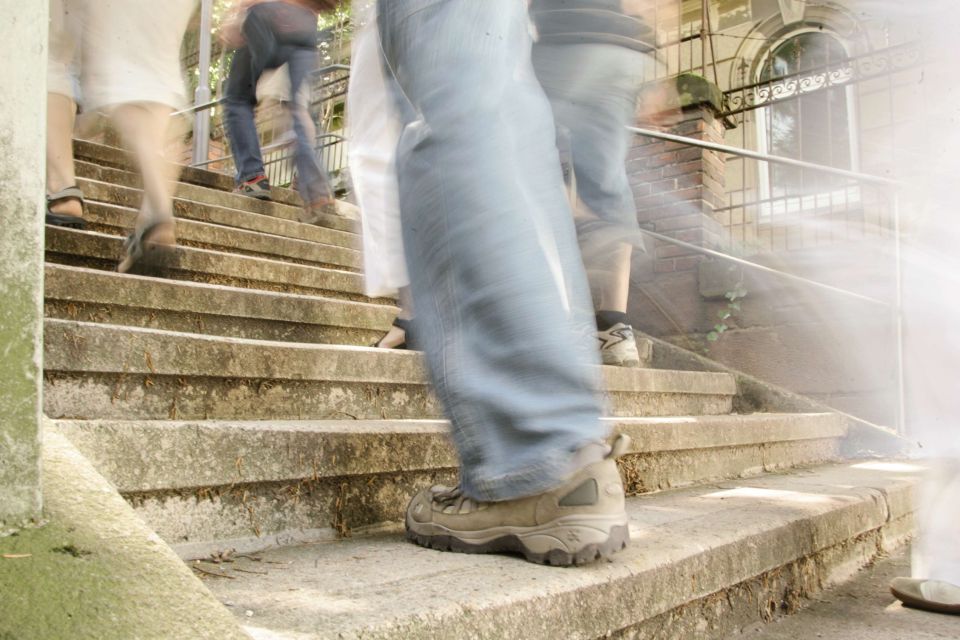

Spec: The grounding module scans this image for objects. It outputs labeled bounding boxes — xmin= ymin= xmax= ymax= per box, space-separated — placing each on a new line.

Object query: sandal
xmin=117 ymin=219 xmax=176 ymax=275
xmin=46 ymin=186 xmax=86 ymax=229
xmin=372 ymin=317 xmax=415 ymax=350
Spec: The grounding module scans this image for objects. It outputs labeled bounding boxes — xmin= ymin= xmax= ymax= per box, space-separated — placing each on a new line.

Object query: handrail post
xmin=892 ymin=190 xmax=906 ymax=435
xmin=191 ymin=0 xmax=214 ymax=166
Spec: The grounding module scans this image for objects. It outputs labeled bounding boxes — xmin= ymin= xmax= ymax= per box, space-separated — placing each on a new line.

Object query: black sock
xmin=596 ymin=310 xmax=629 ymax=331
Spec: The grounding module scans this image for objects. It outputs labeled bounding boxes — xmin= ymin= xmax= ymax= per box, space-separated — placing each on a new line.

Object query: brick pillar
xmin=627 ymin=75 xmax=732 ymax=336
xmin=0 ymin=0 xmax=47 ymax=532
xmin=629 ymin=74 xmax=729 ymax=275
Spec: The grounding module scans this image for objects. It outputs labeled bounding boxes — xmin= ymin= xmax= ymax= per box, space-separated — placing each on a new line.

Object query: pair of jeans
xmin=532 ymin=43 xmax=646 ymax=241
xmin=223 ymin=3 xmax=331 ymax=205
xmin=377 ymin=0 xmax=606 ymax=502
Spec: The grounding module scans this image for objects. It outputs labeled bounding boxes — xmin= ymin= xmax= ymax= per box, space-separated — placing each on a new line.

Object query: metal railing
xmin=627 ymin=125 xmax=905 ymax=433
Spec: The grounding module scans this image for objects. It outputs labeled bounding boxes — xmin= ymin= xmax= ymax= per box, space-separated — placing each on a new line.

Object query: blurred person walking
xmin=529 ymin=0 xmax=657 ymax=368
xmin=46 ymin=0 xmax=198 ymax=274
xmin=220 ymin=0 xmax=337 ymax=219
xmin=874 ymin=0 xmax=960 ymax=616
xmin=376 ymin=0 xmax=630 ymax=566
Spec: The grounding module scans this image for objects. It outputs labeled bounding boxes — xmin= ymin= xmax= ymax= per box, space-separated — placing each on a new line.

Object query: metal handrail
xmin=626 ymin=126 xmax=899 ymax=186
xmin=637 ymin=227 xmax=891 ymax=308
xmin=190 ymin=132 xmax=347 ymax=169
xmin=173 ymin=64 xmax=351 ymax=118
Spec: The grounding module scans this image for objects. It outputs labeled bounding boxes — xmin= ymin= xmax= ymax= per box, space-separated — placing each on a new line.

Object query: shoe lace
xmin=433 ymin=486 xmax=486 ymax=515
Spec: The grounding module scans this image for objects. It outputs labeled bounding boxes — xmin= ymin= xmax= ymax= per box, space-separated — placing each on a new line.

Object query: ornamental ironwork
xmin=721 ymin=41 xmax=923 ymax=117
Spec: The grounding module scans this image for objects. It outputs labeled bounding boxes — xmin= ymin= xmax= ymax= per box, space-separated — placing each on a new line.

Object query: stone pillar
xmin=0 ymin=0 xmax=47 ymax=532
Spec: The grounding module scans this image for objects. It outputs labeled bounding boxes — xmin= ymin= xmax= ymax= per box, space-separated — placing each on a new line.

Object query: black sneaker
xmin=234 ymin=175 xmax=272 ymax=201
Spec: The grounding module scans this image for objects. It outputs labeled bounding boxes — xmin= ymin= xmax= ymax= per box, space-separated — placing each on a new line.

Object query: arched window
xmin=759 ymin=31 xmax=854 ymax=196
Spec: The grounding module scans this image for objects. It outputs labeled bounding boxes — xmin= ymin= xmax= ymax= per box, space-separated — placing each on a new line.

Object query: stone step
xmin=75 ymin=174 xmax=360 ymax=240
xmin=45 ymin=226 xmax=383 ymax=301
xmin=198 ymin=462 xmax=919 ymax=640
xmin=44 ymin=263 xmax=396 ymax=345
xmin=52 ymin=413 xmax=847 ymax=554
xmin=73 ymin=138 xmax=304 ymax=207
xmin=43 ymin=319 xmax=726 ymax=422
xmin=75 ymin=161 xmax=361 ymax=250
xmin=80 ymin=199 xmax=361 ymax=272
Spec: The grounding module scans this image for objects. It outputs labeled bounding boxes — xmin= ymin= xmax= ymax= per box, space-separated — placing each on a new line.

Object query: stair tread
xmin=43 ymin=319 xmax=709 ymax=391
xmin=201 ymin=461 xmax=921 ymax=640
xmin=72 ymin=162 xmax=359 ymax=248
xmin=45 ymin=226 xmax=374 ymax=299
xmin=52 ymin=413 xmax=846 ymax=492
xmin=45 ymin=263 xmax=396 ymax=328
xmin=80 ymin=199 xmax=361 ymax=270
xmin=73 ymin=138 xmax=304 ymax=207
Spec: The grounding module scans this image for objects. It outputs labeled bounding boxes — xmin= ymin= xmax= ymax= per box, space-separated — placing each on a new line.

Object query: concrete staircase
xmin=43 ymin=140 xmax=919 ymax=639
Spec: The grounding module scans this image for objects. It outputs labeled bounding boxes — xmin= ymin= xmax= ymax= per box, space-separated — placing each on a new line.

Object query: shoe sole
xmin=405 ymin=518 xmax=630 ymax=567
xmin=233 ymin=189 xmax=272 ymax=201
xmin=891 ymin=586 xmax=960 ymax=616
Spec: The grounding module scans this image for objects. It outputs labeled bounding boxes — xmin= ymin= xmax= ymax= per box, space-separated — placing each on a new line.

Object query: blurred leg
xmin=223 ymin=47 xmax=267 ymax=184
xmin=286 ymin=46 xmax=333 ymax=206
xmin=595 ymin=243 xmax=633 ymax=313
xmin=47 ymin=0 xmax=82 ymax=219
xmin=110 ymin=102 xmax=180 ymax=243
xmin=46 ymin=93 xmax=82 ymax=218
xmin=378 ymin=0 xmax=605 ymax=502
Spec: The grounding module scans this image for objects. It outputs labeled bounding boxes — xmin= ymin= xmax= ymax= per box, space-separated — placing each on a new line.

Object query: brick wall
xmin=628 ymin=103 xmax=728 ymax=275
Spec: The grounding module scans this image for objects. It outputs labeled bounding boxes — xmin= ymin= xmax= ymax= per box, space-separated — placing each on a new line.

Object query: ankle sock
xmin=596 ymin=310 xmax=629 ymax=332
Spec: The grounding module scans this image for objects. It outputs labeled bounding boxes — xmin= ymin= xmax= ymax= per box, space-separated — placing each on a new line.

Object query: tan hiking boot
xmin=405 ymin=434 xmax=631 ymax=566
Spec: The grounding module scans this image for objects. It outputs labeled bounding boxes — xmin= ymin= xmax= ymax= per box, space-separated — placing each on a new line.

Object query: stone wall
xmin=0 ymin=0 xmax=47 ymax=531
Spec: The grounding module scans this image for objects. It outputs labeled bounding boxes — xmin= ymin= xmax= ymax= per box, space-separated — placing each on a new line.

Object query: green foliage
xmin=706 ymin=281 xmax=747 ymax=343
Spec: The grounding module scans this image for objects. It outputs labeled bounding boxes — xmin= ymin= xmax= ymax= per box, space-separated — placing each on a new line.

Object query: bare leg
xmin=46 ymin=92 xmax=82 ymax=218
xmin=376 ymin=286 xmax=415 ymax=349
xmin=595 ymin=242 xmax=632 ymax=314
xmin=110 ymin=102 xmax=181 ymax=242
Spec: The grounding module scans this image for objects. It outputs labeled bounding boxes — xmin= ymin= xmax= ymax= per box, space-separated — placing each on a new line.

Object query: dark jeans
xmin=223 ymin=2 xmax=332 ymax=204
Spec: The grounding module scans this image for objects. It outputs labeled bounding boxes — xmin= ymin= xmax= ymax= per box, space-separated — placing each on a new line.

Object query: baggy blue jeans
xmin=377 ymin=0 xmax=607 ymax=501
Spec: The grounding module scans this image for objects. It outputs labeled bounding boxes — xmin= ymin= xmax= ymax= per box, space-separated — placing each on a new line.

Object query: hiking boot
xmin=234 ymin=175 xmax=272 ymax=200
xmin=405 ymin=435 xmax=631 ymax=566
xmin=597 ymin=322 xmax=641 ymax=367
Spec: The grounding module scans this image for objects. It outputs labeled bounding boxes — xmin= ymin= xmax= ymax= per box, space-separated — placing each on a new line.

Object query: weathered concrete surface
xmin=54 ymin=414 xmax=845 ymax=493
xmin=45 ymin=226 xmax=380 ymax=300
xmin=44 ymin=263 xmax=396 ymax=345
xmin=82 ymin=199 xmax=362 ymax=271
xmin=74 ymin=138 xmax=302 ymax=207
xmin=51 ymin=414 xmax=846 ymax=550
xmin=0 ymin=0 xmax=46 ymax=531
xmin=73 ymin=138 xmax=363 ymax=232
xmin=75 ymin=160 xmax=359 ymax=248
xmin=203 ymin=462 xmax=921 ymax=640
xmin=72 ymin=156 xmax=360 ymax=233
xmin=0 ymin=431 xmax=248 ymax=640
xmin=646 ymin=332 xmax=916 ymax=457
xmin=42 ymin=320 xmax=730 ymax=420
xmin=726 ymin=546 xmax=959 ymax=640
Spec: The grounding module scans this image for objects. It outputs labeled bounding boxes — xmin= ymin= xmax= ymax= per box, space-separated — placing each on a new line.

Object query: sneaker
xmin=890 ymin=577 xmax=960 ymax=615
xmin=597 ymin=322 xmax=641 ymax=367
xmin=234 ymin=175 xmax=272 ymax=200
xmin=405 ymin=435 xmax=631 ymax=566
